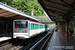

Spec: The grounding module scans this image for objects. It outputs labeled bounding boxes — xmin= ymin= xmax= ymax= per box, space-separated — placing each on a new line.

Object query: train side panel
xmin=29 ymin=29 xmax=45 ymax=37
xmin=28 ymin=21 xmax=45 ymax=38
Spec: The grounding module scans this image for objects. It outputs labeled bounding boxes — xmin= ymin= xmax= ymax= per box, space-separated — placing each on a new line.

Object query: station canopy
xmin=38 ymin=0 xmax=75 ymax=23
xmin=0 ymin=2 xmax=39 ymax=22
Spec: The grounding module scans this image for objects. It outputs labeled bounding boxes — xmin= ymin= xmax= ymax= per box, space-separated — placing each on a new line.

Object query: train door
xmin=45 ymin=25 xmax=47 ymax=31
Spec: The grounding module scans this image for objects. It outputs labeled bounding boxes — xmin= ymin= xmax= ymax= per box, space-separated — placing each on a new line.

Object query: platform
xmin=0 ymin=37 xmax=11 ymax=42
xmin=47 ymin=31 xmax=75 ymax=50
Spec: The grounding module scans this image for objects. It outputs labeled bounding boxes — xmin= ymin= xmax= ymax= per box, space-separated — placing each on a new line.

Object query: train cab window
xmin=15 ymin=21 xmax=28 ymax=28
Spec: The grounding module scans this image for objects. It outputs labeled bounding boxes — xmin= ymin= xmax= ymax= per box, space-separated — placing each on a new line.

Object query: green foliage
xmin=0 ymin=0 xmax=45 ymax=16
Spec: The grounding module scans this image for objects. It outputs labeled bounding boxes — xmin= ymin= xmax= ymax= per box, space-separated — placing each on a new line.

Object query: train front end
xmin=13 ymin=20 xmax=29 ymax=39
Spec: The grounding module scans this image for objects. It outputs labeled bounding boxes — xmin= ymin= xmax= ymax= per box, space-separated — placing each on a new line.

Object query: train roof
xmin=14 ymin=20 xmax=46 ymax=25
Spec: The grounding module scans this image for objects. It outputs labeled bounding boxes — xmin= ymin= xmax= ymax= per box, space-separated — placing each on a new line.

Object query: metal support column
xmin=63 ymin=22 xmax=65 ymax=37
xmin=67 ymin=21 xmax=69 ymax=42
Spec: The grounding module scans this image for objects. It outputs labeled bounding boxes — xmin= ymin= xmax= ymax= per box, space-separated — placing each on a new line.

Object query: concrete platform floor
xmin=47 ymin=31 xmax=75 ymax=50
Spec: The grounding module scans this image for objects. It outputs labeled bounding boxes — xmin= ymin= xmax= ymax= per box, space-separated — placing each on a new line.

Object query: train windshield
xmin=15 ymin=21 xmax=28 ymax=28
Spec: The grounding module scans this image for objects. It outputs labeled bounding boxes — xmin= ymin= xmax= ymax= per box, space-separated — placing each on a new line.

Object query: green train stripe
xmin=29 ymin=23 xmax=49 ymax=30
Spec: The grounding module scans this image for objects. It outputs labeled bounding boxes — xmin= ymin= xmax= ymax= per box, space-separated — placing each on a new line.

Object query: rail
xmin=0 ymin=29 xmax=54 ymax=50
xmin=29 ymin=29 xmax=54 ymax=50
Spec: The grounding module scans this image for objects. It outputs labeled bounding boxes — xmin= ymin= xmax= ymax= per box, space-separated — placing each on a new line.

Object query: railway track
xmin=29 ymin=29 xmax=54 ymax=50
xmin=19 ymin=31 xmax=47 ymax=50
xmin=0 ymin=31 xmax=47 ymax=50
xmin=19 ymin=29 xmax=54 ymax=50
xmin=8 ymin=45 xmax=23 ymax=50
xmin=0 ymin=29 xmax=54 ymax=50
xmin=0 ymin=42 xmax=23 ymax=50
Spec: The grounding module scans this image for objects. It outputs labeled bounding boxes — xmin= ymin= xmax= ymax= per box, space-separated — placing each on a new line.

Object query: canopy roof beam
xmin=46 ymin=0 xmax=68 ymax=7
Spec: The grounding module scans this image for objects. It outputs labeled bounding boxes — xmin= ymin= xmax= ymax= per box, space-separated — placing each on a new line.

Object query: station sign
xmin=58 ymin=19 xmax=64 ymax=21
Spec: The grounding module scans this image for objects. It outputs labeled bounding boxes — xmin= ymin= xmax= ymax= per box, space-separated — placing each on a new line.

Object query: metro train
xmin=13 ymin=20 xmax=49 ymax=39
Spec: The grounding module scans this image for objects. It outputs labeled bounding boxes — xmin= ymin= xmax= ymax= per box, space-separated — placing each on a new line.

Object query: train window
xmin=38 ymin=24 xmax=39 ymax=29
xmin=44 ymin=25 xmax=45 ymax=28
xmin=40 ymin=25 xmax=41 ymax=29
xmin=36 ymin=24 xmax=37 ymax=29
xmin=29 ymin=23 xmax=30 ymax=30
xmin=36 ymin=24 xmax=38 ymax=29
xmin=34 ymin=24 xmax=35 ymax=29
xmin=41 ymin=25 xmax=42 ymax=28
xmin=15 ymin=21 xmax=28 ymax=28
xmin=40 ymin=24 xmax=41 ymax=29
xmin=35 ymin=24 xmax=36 ymax=29
xmin=31 ymin=23 xmax=33 ymax=30
xmin=29 ymin=23 xmax=31 ymax=30
xmin=31 ymin=23 xmax=32 ymax=30
xmin=40 ymin=25 xmax=41 ymax=28
xmin=37 ymin=24 xmax=38 ymax=29
xmin=33 ymin=24 xmax=34 ymax=29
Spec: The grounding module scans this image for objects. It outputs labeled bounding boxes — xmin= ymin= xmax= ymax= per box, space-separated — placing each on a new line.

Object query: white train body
xmin=13 ymin=20 xmax=49 ymax=39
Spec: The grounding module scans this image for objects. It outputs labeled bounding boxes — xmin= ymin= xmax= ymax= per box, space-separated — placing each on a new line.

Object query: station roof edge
xmin=0 ymin=2 xmax=39 ymax=21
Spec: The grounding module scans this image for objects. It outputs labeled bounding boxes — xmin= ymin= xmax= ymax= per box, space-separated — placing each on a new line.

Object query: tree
xmin=0 ymin=0 xmax=45 ymax=16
